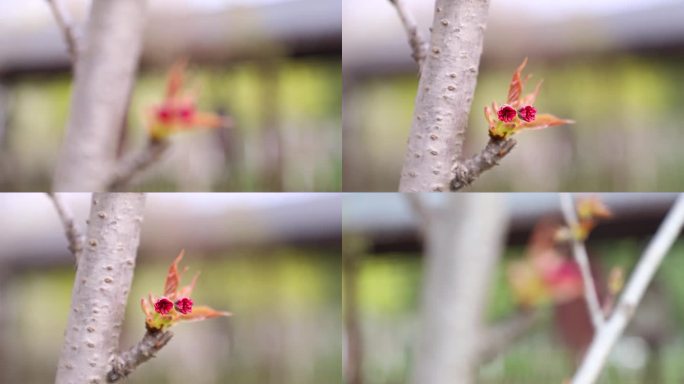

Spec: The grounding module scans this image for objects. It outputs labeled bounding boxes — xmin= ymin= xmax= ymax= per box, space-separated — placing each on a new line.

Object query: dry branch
xmin=108 ymin=139 xmax=170 ymax=191
xmin=107 ymin=329 xmax=173 ymax=383
xmin=55 ymin=193 xmax=146 ymax=384
xmin=560 ymin=193 xmax=605 ymax=330
xmin=47 ymin=192 xmax=84 ymax=261
xmin=45 ymin=0 xmax=79 ymax=64
xmin=398 ymin=0 xmax=490 ymax=192
xmin=388 ymin=0 xmax=428 ymax=70
xmin=450 ymin=138 xmax=516 ymax=190
xmin=571 ymin=194 xmax=684 ymax=384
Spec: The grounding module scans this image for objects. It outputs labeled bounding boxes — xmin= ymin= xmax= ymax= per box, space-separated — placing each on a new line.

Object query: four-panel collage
xmin=0 ymin=0 xmax=683 ymax=383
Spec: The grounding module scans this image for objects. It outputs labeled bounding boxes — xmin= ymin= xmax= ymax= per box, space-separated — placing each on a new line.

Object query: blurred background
xmin=0 ymin=193 xmax=341 ymax=384
xmin=343 ymin=0 xmax=684 ymax=191
xmin=0 ymin=0 xmax=341 ymax=191
xmin=343 ymin=193 xmax=684 ymax=383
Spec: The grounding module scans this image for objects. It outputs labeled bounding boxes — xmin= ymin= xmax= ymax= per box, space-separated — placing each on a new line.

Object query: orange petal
xmin=507 ymin=57 xmax=528 ymax=104
xmin=484 ymin=106 xmax=495 ymax=129
xmin=179 ymin=271 xmax=201 ymax=298
xmin=164 ymin=249 xmax=185 ymax=298
xmin=189 ymin=112 xmax=225 ymax=129
xmin=179 ymin=305 xmax=232 ymax=322
xmin=165 ymin=59 xmax=189 ymax=99
xmin=518 ymin=113 xmax=574 ymax=131
xmin=521 ymin=79 xmax=544 ymax=106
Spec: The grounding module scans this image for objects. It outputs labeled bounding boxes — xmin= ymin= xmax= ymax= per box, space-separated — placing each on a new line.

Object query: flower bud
xmin=175 ymin=297 xmax=194 ymax=314
xmin=156 ymin=105 xmax=174 ymax=124
xmin=517 ymin=105 xmax=537 ymax=122
xmin=497 ymin=105 xmax=517 ymax=122
xmin=154 ymin=297 xmax=174 ymax=315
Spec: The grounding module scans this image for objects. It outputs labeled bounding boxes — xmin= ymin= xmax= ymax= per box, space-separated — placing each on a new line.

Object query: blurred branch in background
xmin=572 ymin=194 xmax=684 ymax=384
xmin=53 ymin=0 xmax=148 ymax=191
xmin=560 ymin=193 xmax=605 ymax=330
xmin=45 ymin=0 xmax=79 ymax=65
xmin=344 ymin=193 xmax=684 ymax=383
xmin=477 ymin=309 xmax=542 ymax=365
xmin=108 ymin=139 xmax=171 ymax=191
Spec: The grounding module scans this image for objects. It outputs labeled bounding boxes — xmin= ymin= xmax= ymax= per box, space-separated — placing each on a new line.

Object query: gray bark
xmin=53 ymin=0 xmax=148 ymax=191
xmin=55 ymin=193 xmax=146 ymax=384
xmin=398 ymin=0 xmax=490 ymax=192
xmin=412 ymin=194 xmax=509 ymax=384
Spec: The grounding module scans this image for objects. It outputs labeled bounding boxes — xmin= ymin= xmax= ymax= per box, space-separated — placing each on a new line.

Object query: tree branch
xmin=45 ymin=0 xmax=79 ymax=65
xmin=478 ymin=310 xmax=542 ymax=365
xmin=47 ymin=192 xmax=84 ymax=262
xmin=108 ymin=139 xmax=170 ymax=191
xmin=55 ymin=193 xmax=146 ymax=384
xmin=53 ymin=0 xmax=148 ymax=191
xmin=388 ymin=0 xmax=428 ymax=70
xmin=560 ymin=193 xmax=605 ymax=330
xmin=571 ymin=194 xmax=684 ymax=384
xmin=398 ymin=0 xmax=491 ymax=192
xmin=106 ymin=329 xmax=173 ymax=383
xmin=450 ymin=138 xmax=516 ymax=190
xmin=413 ymin=194 xmax=508 ymax=384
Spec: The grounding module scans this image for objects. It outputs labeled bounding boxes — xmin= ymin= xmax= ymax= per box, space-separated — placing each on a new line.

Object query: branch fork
xmin=450 ymin=138 xmax=517 ymax=191
xmin=388 ymin=0 xmax=428 ymax=71
xmin=569 ymin=195 xmax=684 ymax=384
xmin=47 ymin=192 xmax=84 ymax=263
xmin=107 ymin=330 xmax=174 ymax=383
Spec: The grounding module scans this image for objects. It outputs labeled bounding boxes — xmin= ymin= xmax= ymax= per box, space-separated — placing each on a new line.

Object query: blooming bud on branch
xmin=141 ymin=250 xmax=230 ymax=331
xmin=486 ymin=58 xmax=573 ymax=140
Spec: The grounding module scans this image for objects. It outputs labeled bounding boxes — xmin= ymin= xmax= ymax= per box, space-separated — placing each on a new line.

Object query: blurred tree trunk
xmin=398 ymin=0 xmax=490 ymax=192
xmin=412 ymin=194 xmax=509 ymax=384
xmin=55 ymin=193 xmax=145 ymax=383
xmin=53 ymin=0 xmax=148 ymax=191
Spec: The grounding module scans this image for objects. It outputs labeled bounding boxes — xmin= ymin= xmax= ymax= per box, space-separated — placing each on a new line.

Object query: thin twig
xmin=108 ymin=139 xmax=171 ymax=191
xmin=388 ymin=0 xmax=428 ymax=70
xmin=47 ymin=192 xmax=84 ymax=262
xmin=560 ymin=193 xmax=605 ymax=330
xmin=572 ymin=194 xmax=684 ymax=384
xmin=45 ymin=0 xmax=79 ymax=65
xmin=450 ymin=138 xmax=517 ymax=191
xmin=478 ymin=310 xmax=542 ymax=365
xmin=107 ymin=329 xmax=173 ymax=383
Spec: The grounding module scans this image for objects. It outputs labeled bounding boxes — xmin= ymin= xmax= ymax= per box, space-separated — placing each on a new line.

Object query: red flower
xmin=497 ymin=105 xmax=517 ymax=122
xmin=518 ymin=105 xmax=537 ymax=122
xmin=156 ymin=105 xmax=174 ymax=125
xmin=177 ymin=104 xmax=196 ymax=124
xmin=175 ymin=297 xmax=194 ymax=314
xmin=154 ymin=297 xmax=174 ymax=315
